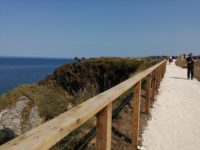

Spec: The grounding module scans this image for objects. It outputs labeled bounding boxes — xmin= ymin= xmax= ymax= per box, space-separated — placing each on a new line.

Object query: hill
xmin=0 ymin=57 xmax=160 ymax=146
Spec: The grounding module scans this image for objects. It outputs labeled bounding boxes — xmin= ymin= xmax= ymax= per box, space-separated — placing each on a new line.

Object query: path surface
xmin=140 ymin=62 xmax=200 ymax=150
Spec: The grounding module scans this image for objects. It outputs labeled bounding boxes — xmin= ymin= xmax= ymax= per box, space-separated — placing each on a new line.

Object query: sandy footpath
xmin=140 ymin=62 xmax=200 ymax=150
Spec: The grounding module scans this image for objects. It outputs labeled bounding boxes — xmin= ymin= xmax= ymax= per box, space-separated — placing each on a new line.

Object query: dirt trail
xmin=140 ymin=62 xmax=200 ymax=150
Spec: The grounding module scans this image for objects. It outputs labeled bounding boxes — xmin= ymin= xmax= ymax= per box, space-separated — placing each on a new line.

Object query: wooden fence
xmin=195 ymin=59 xmax=200 ymax=80
xmin=0 ymin=60 xmax=167 ymax=150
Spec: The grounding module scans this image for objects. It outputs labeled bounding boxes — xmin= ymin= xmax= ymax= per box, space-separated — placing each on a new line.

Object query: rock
xmin=0 ymin=96 xmax=43 ymax=136
xmin=67 ymin=103 xmax=73 ymax=110
xmin=0 ymin=97 xmax=29 ymax=135
xmin=0 ymin=128 xmax=15 ymax=145
xmin=22 ymin=105 xmax=43 ymax=133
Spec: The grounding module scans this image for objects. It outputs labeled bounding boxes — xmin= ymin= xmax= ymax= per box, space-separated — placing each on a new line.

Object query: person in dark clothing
xmin=186 ymin=53 xmax=194 ymax=79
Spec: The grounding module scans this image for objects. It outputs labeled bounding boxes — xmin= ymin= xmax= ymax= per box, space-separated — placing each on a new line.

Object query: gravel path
xmin=140 ymin=62 xmax=200 ymax=150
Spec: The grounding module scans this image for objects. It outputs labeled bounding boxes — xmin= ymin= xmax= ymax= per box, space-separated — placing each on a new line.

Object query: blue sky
xmin=0 ymin=0 xmax=200 ymax=58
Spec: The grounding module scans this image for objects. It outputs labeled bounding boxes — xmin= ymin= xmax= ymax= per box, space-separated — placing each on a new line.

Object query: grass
xmin=0 ymin=57 xmax=160 ymax=121
xmin=0 ymin=57 xmax=162 ymax=147
xmin=0 ymin=84 xmax=71 ymax=120
xmin=175 ymin=59 xmax=187 ymax=68
xmin=50 ymin=58 xmax=159 ymax=150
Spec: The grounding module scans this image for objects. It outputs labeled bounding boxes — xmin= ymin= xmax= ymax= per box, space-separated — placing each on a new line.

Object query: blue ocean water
xmin=0 ymin=57 xmax=74 ymax=94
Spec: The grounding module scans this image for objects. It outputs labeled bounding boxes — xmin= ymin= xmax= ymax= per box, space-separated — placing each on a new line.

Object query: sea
xmin=0 ymin=57 xmax=74 ymax=94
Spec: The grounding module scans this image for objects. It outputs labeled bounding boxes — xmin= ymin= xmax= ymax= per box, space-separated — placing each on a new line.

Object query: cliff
xmin=0 ymin=57 xmax=160 ymax=145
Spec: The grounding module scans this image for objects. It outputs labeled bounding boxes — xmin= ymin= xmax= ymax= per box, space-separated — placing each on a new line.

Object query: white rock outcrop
xmin=0 ymin=96 xmax=43 ymax=135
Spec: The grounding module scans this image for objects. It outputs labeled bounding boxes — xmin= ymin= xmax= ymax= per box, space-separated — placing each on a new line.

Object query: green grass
xmin=0 ymin=57 xmax=160 ymax=120
xmin=0 ymin=84 xmax=71 ymax=120
xmin=0 ymin=57 xmax=162 ymax=148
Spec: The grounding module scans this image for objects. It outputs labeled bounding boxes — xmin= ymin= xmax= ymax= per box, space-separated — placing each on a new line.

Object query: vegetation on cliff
xmin=0 ymin=57 xmax=161 ymax=146
xmin=40 ymin=57 xmax=158 ymax=97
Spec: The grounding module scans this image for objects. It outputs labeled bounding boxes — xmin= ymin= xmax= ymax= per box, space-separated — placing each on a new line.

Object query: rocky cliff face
xmin=0 ymin=84 xmax=71 ymax=142
xmin=0 ymin=57 xmax=160 ymax=145
xmin=0 ymin=96 xmax=42 ymax=135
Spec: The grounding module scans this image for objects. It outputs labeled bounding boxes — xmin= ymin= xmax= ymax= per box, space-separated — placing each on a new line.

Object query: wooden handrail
xmin=0 ymin=60 xmax=167 ymax=150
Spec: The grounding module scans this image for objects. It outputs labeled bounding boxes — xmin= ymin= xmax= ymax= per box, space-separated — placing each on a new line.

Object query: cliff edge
xmin=0 ymin=57 xmax=160 ymax=145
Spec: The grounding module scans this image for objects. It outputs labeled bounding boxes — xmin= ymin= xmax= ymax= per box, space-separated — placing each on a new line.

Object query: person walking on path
xmin=186 ymin=53 xmax=195 ymax=80
xmin=169 ymin=56 xmax=173 ymax=65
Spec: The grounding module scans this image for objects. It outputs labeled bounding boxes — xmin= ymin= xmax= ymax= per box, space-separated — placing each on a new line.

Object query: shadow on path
xmin=170 ymin=77 xmax=188 ymax=80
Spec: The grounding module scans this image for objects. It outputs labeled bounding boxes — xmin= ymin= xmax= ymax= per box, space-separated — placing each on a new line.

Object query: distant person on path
xmin=186 ymin=53 xmax=194 ymax=80
xmin=169 ymin=56 xmax=173 ymax=64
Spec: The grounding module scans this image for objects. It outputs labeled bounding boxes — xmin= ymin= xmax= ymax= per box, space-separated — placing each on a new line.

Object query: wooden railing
xmin=0 ymin=60 xmax=167 ymax=150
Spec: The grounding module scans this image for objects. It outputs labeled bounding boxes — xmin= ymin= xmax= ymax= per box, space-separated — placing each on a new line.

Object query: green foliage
xmin=0 ymin=84 xmax=71 ymax=120
xmin=51 ymin=57 xmax=159 ymax=96
xmin=0 ymin=57 xmax=160 ymax=119
xmin=0 ymin=57 xmax=161 ymax=148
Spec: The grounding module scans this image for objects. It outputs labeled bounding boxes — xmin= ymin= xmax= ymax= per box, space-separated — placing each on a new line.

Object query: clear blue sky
xmin=0 ymin=0 xmax=200 ymax=58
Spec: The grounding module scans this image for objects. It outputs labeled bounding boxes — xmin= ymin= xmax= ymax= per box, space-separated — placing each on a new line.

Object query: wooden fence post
xmin=163 ymin=62 xmax=166 ymax=76
xmin=152 ymin=70 xmax=156 ymax=102
xmin=162 ymin=63 xmax=165 ymax=78
xmin=161 ymin=63 xmax=164 ymax=78
xmin=157 ymin=67 xmax=160 ymax=87
xmin=155 ymin=69 xmax=158 ymax=95
xmin=145 ymin=74 xmax=152 ymax=115
xmin=161 ymin=65 xmax=163 ymax=79
xmin=157 ymin=67 xmax=160 ymax=88
xmin=131 ymin=81 xmax=141 ymax=150
xmin=158 ymin=66 xmax=162 ymax=86
xmin=96 ymin=103 xmax=112 ymax=150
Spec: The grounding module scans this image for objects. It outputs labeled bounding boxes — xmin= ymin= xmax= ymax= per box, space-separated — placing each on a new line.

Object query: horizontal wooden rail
xmin=0 ymin=60 xmax=167 ymax=150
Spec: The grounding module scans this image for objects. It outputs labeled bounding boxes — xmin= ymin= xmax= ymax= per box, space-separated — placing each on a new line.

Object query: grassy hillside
xmin=0 ymin=84 xmax=71 ymax=120
xmin=0 ymin=57 xmax=161 ymax=147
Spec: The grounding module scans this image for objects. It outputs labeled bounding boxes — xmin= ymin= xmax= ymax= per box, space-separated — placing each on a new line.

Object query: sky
xmin=0 ymin=0 xmax=200 ymax=58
